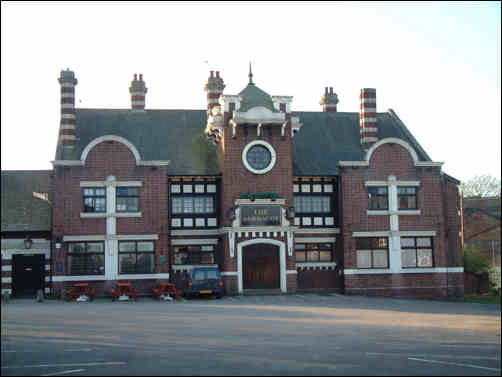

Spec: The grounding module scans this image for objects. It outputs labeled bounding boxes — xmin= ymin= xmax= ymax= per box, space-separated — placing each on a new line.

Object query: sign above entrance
xmin=241 ymin=205 xmax=281 ymax=227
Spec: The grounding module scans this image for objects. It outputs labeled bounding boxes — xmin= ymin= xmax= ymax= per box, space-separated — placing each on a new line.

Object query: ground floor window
xmin=67 ymin=242 xmax=105 ymax=275
xmin=356 ymin=237 xmax=389 ymax=268
xmin=174 ymin=245 xmax=216 ymax=265
xmin=401 ymin=237 xmax=433 ymax=268
xmin=295 ymin=243 xmax=333 ymax=262
xmin=118 ymin=241 xmax=155 ymax=274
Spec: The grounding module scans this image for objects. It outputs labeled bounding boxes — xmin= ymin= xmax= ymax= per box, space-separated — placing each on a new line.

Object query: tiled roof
xmin=1 ymin=170 xmax=52 ymax=232
xmin=55 ymin=108 xmax=434 ymax=176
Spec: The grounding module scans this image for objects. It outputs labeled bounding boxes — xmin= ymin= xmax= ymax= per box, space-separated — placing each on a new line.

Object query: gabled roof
xmin=1 ymin=170 xmax=52 ymax=232
xmin=55 ymin=108 xmax=433 ymax=176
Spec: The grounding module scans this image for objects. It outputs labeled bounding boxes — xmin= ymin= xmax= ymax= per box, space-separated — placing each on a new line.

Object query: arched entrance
xmin=243 ymin=243 xmax=280 ymax=289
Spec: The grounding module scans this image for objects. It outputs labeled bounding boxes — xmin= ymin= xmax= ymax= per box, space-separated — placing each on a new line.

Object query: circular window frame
xmin=242 ymin=140 xmax=277 ymax=175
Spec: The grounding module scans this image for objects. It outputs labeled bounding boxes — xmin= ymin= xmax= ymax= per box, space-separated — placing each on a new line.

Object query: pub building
xmin=1 ymin=67 xmax=465 ymax=298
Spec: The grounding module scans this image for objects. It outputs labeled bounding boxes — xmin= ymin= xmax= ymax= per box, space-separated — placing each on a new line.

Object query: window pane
xmin=373 ymin=250 xmax=388 ymax=268
xmin=183 ymin=198 xmax=193 ymax=213
xmin=127 ymin=197 xmax=139 ymax=212
xmin=416 ymin=238 xmax=431 ymax=247
xmin=175 ymin=247 xmax=188 ymax=265
xmin=296 ymin=251 xmax=306 ymax=262
xmin=201 ymin=253 xmax=215 ymax=264
xmin=193 ymin=270 xmax=205 ymax=281
xmin=83 ymin=188 xmax=95 ymax=196
xmin=373 ymin=237 xmax=388 ymax=249
xmin=295 ymin=244 xmax=306 ymax=250
xmin=116 ymin=187 xmax=128 ymax=196
xmin=95 ymin=188 xmax=106 ymax=196
xmin=378 ymin=187 xmax=388 ymax=195
xmin=357 ymin=250 xmax=372 ymax=268
xmin=377 ymin=196 xmax=388 ymax=209
xmin=194 ymin=197 xmax=204 ymax=213
xmin=201 ymin=245 xmax=214 ymax=252
xmin=401 ymin=249 xmax=417 ymax=268
xmin=320 ymin=243 xmax=332 ymax=250
xmin=307 ymin=250 xmax=320 ymax=262
xmin=116 ymin=198 xmax=127 ymax=212
xmin=320 ymin=251 xmax=332 ymax=262
xmin=172 ymin=198 xmax=182 ymax=214
xmin=87 ymin=242 xmax=104 ymax=253
xmin=407 ymin=196 xmax=417 ymax=209
xmin=205 ymin=197 xmax=214 ymax=213
xmin=401 ymin=237 xmax=415 ymax=248
xmin=119 ymin=253 xmax=136 ymax=274
xmin=303 ymin=197 xmax=312 ymax=212
xmin=137 ymin=253 xmax=154 ymax=273
xmin=294 ymin=197 xmax=301 ymax=212
xmin=137 ymin=242 xmax=154 ymax=252
xmin=95 ymin=198 xmax=106 ymax=212
xmin=322 ymin=197 xmax=331 ymax=212
xmin=119 ymin=242 xmax=136 ymax=252
xmin=417 ymin=249 xmax=433 ymax=267
xmin=312 ymin=197 xmax=322 ymax=212
xmin=69 ymin=243 xmax=86 ymax=253
xmin=356 ymin=238 xmax=371 ymax=249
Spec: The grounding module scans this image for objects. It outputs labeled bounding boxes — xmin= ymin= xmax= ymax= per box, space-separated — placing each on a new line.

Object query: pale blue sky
xmin=1 ymin=1 xmax=500 ymax=182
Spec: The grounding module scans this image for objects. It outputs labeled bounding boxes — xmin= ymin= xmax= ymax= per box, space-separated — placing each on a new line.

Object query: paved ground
xmin=1 ymin=294 xmax=500 ymax=376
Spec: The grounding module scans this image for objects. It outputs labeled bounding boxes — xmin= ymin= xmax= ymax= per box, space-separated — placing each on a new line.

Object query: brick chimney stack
xmin=204 ymin=70 xmax=225 ymax=115
xmin=129 ymin=73 xmax=147 ymax=111
xmin=359 ymin=88 xmax=377 ymax=151
xmin=58 ymin=68 xmax=78 ymax=151
xmin=320 ymin=86 xmax=339 ymax=112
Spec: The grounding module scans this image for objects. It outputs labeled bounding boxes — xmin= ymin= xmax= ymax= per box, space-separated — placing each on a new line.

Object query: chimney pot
xmin=216 ymin=71 xmax=220 ymax=78
xmin=139 ymin=74 xmax=143 ymax=81
xmin=330 ymin=87 xmax=333 ymax=94
xmin=210 ymin=71 xmax=214 ymax=78
xmin=134 ymin=73 xmax=137 ymax=80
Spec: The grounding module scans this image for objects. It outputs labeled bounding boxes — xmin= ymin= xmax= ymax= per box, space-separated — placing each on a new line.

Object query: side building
xmin=28 ymin=68 xmax=465 ymax=298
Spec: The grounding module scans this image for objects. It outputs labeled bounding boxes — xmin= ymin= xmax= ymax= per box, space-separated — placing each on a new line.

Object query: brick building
xmin=2 ymin=68 xmax=465 ymax=298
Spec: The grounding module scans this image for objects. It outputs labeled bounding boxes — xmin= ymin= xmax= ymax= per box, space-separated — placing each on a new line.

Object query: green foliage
xmin=463 ymin=245 xmax=490 ymax=274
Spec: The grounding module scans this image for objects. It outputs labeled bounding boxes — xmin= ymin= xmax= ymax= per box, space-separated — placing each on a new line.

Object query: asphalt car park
xmin=1 ymin=294 xmax=500 ymax=376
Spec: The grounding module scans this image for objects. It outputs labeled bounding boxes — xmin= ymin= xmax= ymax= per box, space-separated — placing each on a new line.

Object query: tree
xmin=463 ymin=245 xmax=490 ymax=274
xmin=460 ymin=175 xmax=501 ymax=198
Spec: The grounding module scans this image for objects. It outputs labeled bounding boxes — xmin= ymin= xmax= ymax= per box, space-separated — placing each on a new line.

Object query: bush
xmin=463 ymin=245 xmax=490 ymax=274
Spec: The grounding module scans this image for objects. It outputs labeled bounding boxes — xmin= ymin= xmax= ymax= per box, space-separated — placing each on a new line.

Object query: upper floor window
xmin=172 ymin=197 xmax=214 ymax=214
xmin=368 ymin=187 xmax=388 ymax=210
xmin=295 ymin=243 xmax=333 ymax=263
xmin=116 ymin=187 xmax=139 ymax=212
xmin=356 ymin=237 xmax=389 ymax=269
xmin=83 ymin=188 xmax=106 ymax=213
xmin=294 ymin=196 xmax=331 ymax=214
xmin=397 ymin=187 xmax=417 ymax=210
xmin=401 ymin=237 xmax=433 ymax=268
xmin=67 ymin=242 xmax=105 ymax=275
xmin=118 ymin=241 xmax=155 ymax=274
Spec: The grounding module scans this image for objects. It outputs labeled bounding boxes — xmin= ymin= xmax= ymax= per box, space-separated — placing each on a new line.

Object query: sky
xmin=1 ymin=1 xmax=500 ymax=183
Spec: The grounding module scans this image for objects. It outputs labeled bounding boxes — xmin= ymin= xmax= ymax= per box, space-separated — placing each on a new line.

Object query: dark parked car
xmin=184 ymin=267 xmax=224 ymax=299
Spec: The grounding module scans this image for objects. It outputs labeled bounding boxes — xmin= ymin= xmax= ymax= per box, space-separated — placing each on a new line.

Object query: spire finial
xmin=248 ymin=62 xmax=254 ymax=84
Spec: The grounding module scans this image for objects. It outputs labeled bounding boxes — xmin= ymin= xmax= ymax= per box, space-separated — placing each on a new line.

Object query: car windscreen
xmin=193 ymin=270 xmax=206 ymax=281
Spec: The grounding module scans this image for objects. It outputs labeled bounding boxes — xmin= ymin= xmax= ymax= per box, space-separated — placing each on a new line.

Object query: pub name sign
xmin=241 ymin=205 xmax=281 ymax=226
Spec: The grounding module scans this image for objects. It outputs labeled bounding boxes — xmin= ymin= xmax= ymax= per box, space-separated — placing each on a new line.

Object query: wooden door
xmin=12 ymin=254 xmax=45 ymax=297
xmin=243 ymin=244 xmax=280 ymax=289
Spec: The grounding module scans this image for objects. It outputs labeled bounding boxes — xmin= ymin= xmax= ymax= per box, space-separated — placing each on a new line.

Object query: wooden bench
xmin=152 ymin=282 xmax=182 ymax=300
xmin=64 ymin=283 xmax=96 ymax=301
xmin=111 ymin=282 xmax=138 ymax=301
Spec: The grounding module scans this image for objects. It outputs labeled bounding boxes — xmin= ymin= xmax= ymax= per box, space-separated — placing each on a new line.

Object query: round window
xmin=242 ymin=140 xmax=276 ymax=174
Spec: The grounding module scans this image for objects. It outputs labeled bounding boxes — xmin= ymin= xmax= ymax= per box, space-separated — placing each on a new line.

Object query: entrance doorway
xmin=12 ymin=254 xmax=45 ymax=297
xmin=243 ymin=243 xmax=280 ymax=289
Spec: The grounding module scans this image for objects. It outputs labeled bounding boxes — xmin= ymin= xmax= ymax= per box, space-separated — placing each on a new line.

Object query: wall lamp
xmin=24 ymin=237 xmax=33 ymax=249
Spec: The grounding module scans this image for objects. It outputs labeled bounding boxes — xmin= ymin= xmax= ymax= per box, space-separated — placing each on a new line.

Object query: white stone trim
xmin=352 ymin=230 xmax=437 ymax=237
xmin=360 ymin=127 xmax=378 ymax=133
xmin=366 ymin=138 xmax=418 ymax=163
xmin=237 ymin=238 xmax=287 ymax=293
xmin=365 ymin=181 xmax=420 ymax=187
xmin=2 ymin=289 xmax=12 ymax=295
xmin=60 ymin=124 xmax=76 ymax=130
xmin=1 ymin=249 xmax=50 ymax=259
xmin=81 ymin=135 xmax=142 ymax=164
xmin=366 ymin=210 xmax=390 ymax=216
xmin=137 ymin=160 xmax=170 ymax=166
xmin=242 ymin=140 xmax=277 ymax=175
xmin=295 ymin=237 xmax=336 ymax=243
xmin=60 ymin=135 xmax=76 ymax=141
xmin=286 ymin=270 xmax=297 ymax=274
xmin=51 ymin=160 xmax=85 ymax=166
xmin=415 ymin=162 xmax=444 ymax=167
xmin=2 ymin=277 xmax=12 ymax=283
xmin=62 ymin=114 xmax=76 ymax=119
xmin=344 ymin=267 xmax=463 ymax=275
xmin=172 ymin=264 xmax=218 ymax=272
xmin=61 ymin=92 xmax=75 ymax=98
xmin=80 ymin=213 xmax=107 ymax=218
xmin=296 ymin=262 xmax=337 ymax=269
xmin=61 ymin=104 xmax=75 ymax=109
xmin=171 ymin=239 xmax=219 ymax=246
xmin=80 ymin=181 xmax=143 ymax=187
xmin=221 ymin=271 xmax=238 ymax=276
xmin=63 ymin=235 xmax=106 ymax=242
xmin=114 ymin=212 xmax=142 ymax=218
xmin=361 ymin=137 xmax=378 ymax=144
xmin=61 ymin=82 xmax=75 ymax=88
xmin=2 ymin=265 xmax=12 ymax=272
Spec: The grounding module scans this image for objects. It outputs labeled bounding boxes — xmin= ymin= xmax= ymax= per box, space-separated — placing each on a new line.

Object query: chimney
xmin=129 ymin=73 xmax=147 ymax=111
xmin=58 ymin=68 xmax=78 ymax=152
xmin=320 ymin=86 xmax=339 ymax=112
xmin=204 ymin=70 xmax=225 ymax=115
xmin=359 ymin=88 xmax=377 ymax=151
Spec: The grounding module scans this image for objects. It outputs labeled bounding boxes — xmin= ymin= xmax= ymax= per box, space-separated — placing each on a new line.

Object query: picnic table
xmin=64 ymin=283 xmax=96 ymax=301
xmin=111 ymin=282 xmax=138 ymax=301
xmin=152 ymin=282 xmax=182 ymax=301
